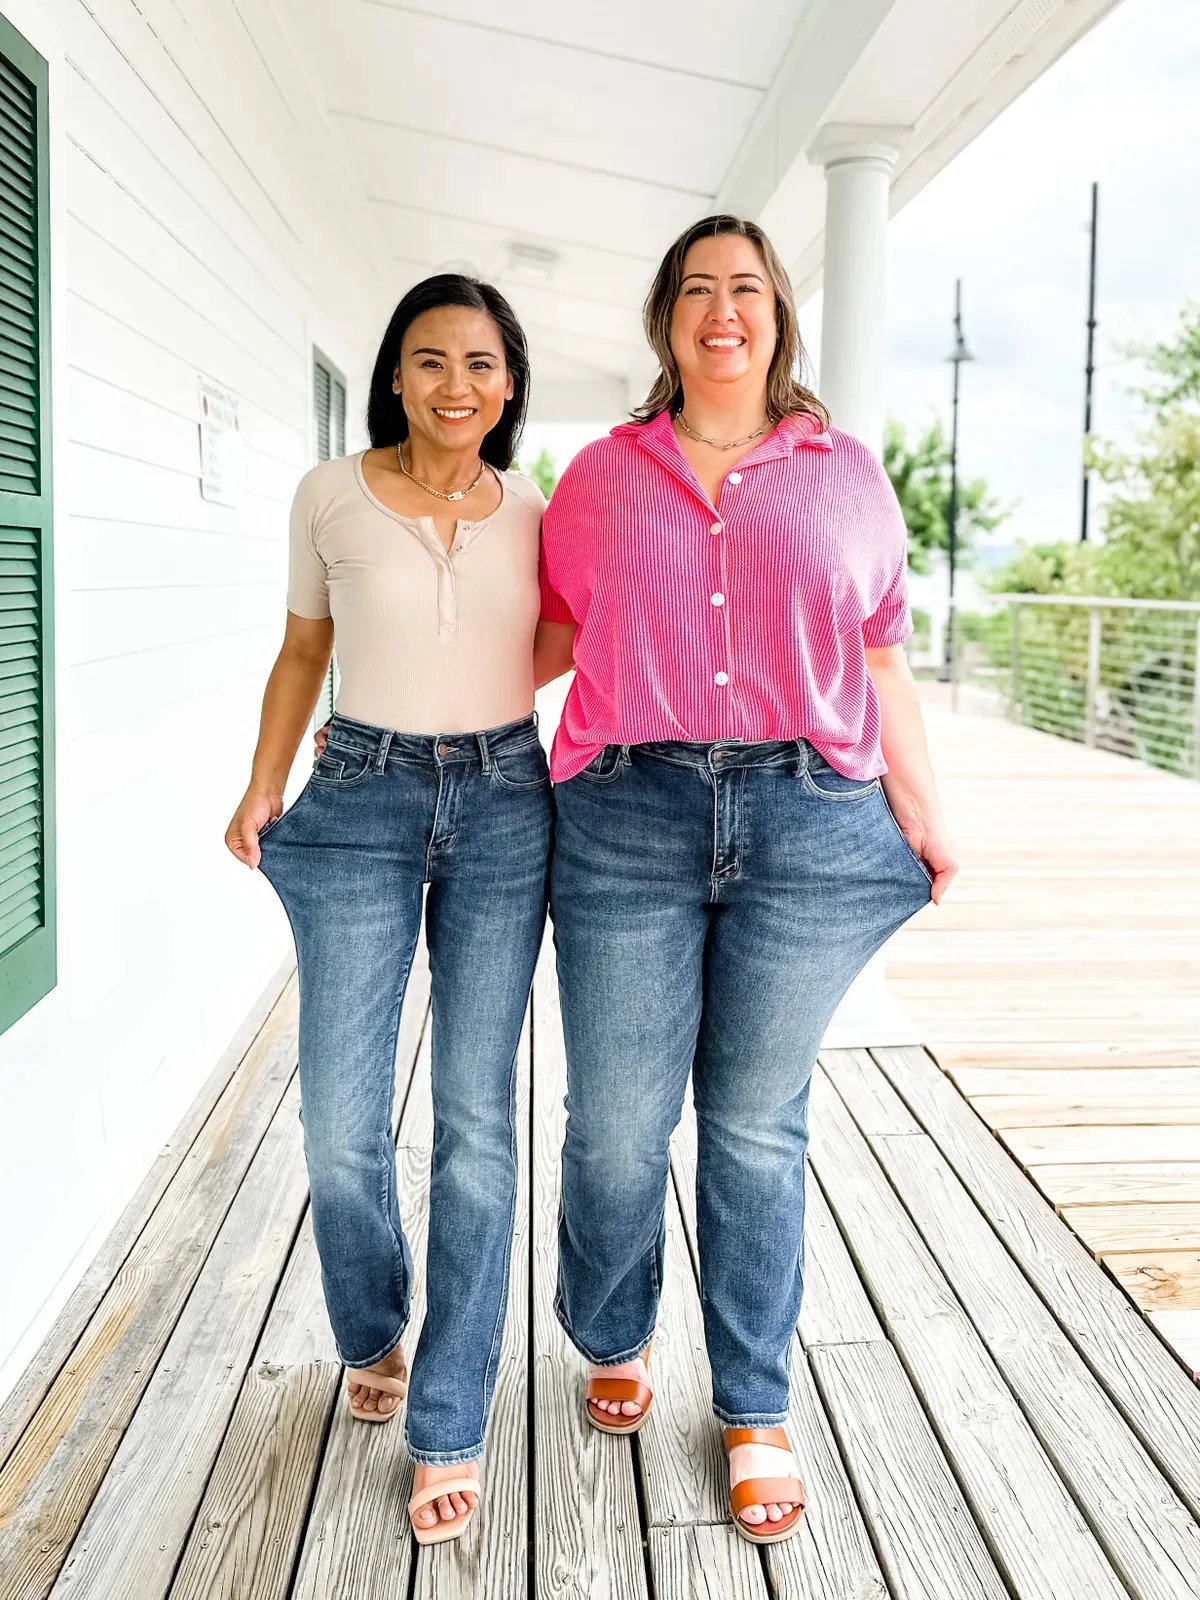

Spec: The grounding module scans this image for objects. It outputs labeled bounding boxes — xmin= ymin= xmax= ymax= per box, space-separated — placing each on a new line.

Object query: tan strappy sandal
xmin=725 ymin=1426 xmax=806 ymax=1545
xmin=346 ymin=1366 xmax=408 ymax=1423
xmin=408 ymin=1477 xmax=480 ymax=1546
xmin=585 ymin=1340 xmax=654 ymax=1435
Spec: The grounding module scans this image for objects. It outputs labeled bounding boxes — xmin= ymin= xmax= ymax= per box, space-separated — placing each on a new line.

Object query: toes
xmin=414 ymin=1504 xmax=438 ymax=1529
xmin=766 ymin=1504 xmax=783 ymax=1523
xmin=450 ymin=1492 xmax=468 ymax=1516
xmin=378 ymin=1395 xmax=396 ymax=1415
xmin=438 ymin=1495 xmax=456 ymax=1521
xmin=740 ymin=1505 xmax=767 ymax=1526
xmin=619 ymin=1401 xmax=641 ymax=1417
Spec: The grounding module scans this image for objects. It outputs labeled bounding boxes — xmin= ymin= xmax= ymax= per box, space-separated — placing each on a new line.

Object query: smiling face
xmin=394 ymin=305 xmax=514 ymax=457
xmin=669 ymin=233 xmax=778 ymax=398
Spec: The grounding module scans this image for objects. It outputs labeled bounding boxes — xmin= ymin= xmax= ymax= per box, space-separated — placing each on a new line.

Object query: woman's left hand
xmin=904 ymin=820 xmax=958 ymax=905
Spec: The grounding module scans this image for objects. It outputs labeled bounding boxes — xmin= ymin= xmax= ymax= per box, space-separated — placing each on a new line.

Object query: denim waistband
xmin=327 ymin=711 xmax=540 ymax=770
xmin=632 ymin=738 xmax=811 ymax=773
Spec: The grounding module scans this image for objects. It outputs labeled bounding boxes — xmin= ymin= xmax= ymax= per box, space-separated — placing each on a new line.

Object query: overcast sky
xmin=527 ymin=0 xmax=1199 ymax=552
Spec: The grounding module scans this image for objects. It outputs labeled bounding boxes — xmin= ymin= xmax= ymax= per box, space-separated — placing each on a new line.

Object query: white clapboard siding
xmin=0 ymin=0 xmax=388 ymax=1402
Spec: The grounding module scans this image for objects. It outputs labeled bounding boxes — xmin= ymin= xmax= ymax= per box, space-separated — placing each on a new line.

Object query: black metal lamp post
xmin=940 ymin=278 xmax=973 ymax=685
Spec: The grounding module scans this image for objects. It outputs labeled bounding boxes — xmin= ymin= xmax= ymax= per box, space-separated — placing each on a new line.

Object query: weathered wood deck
xmin=2 ymin=933 xmax=1199 ymax=1600
xmin=889 ymin=698 xmax=1200 ymax=1377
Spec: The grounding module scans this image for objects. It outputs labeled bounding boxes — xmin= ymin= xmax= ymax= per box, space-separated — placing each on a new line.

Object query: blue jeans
xmin=258 ymin=712 xmax=551 ymax=1464
xmin=551 ymin=738 xmax=930 ymax=1425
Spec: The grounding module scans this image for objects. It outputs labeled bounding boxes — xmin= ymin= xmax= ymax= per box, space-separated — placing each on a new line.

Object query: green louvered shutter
xmin=312 ymin=351 xmax=345 ymax=727
xmin=0 ymin=17 xmax=53 ymax=1035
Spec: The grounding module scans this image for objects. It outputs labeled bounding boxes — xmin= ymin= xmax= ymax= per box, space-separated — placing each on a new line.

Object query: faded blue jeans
xmin=551 ymin=738 xmax=931 ymax=1425
xmin=258 ymin=712 xmax=550 ymax=1464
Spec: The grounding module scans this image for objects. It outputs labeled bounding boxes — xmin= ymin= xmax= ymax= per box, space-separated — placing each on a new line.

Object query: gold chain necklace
xmin=396 ymin=443 xmax=487 ymax=502
xmin=677 ymin=412 xmax=771 ymax=451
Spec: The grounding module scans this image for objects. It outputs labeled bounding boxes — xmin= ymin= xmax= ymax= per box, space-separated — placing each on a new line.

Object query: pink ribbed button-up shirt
xmin=538 ymin=409 xmax=912 ymax=783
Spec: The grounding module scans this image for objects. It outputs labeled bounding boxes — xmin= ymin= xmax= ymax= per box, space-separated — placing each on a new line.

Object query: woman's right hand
xmin=225 ymin=788 xmax=283 ymax=870
xmin=314 ymin=722 xmax=331 ymax=759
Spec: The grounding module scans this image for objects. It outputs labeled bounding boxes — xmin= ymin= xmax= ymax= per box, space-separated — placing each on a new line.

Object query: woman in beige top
xmin=225 ymin=275 xmax=574 ymax=1544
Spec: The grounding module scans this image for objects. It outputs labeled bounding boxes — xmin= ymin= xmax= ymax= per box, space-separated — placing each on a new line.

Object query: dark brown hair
xmin=633 ymin=215 xmax=828 ymax=429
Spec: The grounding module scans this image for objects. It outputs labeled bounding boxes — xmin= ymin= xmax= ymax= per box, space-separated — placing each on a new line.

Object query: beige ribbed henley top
xmin=287 ymin=452 xmax=547 ymax=736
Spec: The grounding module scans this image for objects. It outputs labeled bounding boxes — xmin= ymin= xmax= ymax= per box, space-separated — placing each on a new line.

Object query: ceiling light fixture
xmin=506 ymin=242 xmax=559 ymax=284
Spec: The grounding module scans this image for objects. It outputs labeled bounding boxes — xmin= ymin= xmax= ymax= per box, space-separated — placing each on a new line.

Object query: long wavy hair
xmin=366 ymin=274 xmax=530 ymax=469
xmin=633 ymin=215 xmax=828 ymax=429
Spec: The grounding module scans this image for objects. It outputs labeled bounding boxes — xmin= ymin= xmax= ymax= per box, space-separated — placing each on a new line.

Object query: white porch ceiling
xmin=279 ymin=0 xmax=1125 ymax=420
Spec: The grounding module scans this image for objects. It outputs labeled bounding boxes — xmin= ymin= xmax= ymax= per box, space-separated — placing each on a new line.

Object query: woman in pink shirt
xmin=539 ymin=215 xmax=958 ymax=1545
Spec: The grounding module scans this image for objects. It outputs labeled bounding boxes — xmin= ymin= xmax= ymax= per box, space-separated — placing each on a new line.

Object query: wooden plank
xmin=412 ymin=1011 xmax=531 ymax=1599
xmin=822 ymin=1053 xmax=1200 ymax=1600
xmin=873 ymin=1045 xmax=1200 ymax=1519
xmin=1148 ymin=1312 xmax=1200 ymax=1381
xmin=0 ymin=960 xmax=294 ymax=1469
xmin=1063 ymin=1203 xmax=1200 ymax=1255
xmin=808 ymin=1342 xmax=1008 ymax=1600
xmin=646 ymin=1526 xmax=767 ymax=1599
xmin=169 ymin=951 xmax=430 ymax=1600
xmin=50 ymin=1077 xmax=310 ymax=1598
xmin=1002 ymin=1126 xmax=1200 ymax=1166
xmin=529 ymin=947 xmax=649 ymax=1600
xmin=671 ymin=1097 xmax=895 ymax=1600
xmin=797 ymin=1178 xmax=885 ymax=1350
xmin=1031 ymin=1163 xmax=1200 ymax=1207
xmin=1107 ymin=1251 xmax=1200 ymax=1312
xmin=935 ymin=1043 xmax=1200 ymax=1070
xmin=951 ymin=1068 xmax=1200 ymax=1100
xmin=975 ymin=1095 xmax=1200 ymax=1128
xmin=810 ymin=1070 xmax=1130 ymax=1600
xmin=0 ymin=986 xmax=300 ymax=1600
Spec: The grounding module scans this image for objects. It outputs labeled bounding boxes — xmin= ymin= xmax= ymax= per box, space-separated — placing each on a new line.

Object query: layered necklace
xmin=676 ymin=411 xmax=771 ymax=451
xmin=396 ymin=442 xmax=487 ymax=502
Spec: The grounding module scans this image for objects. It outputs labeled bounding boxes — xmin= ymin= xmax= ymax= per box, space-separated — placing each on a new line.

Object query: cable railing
xmin=946 ymin=595 xmax=1200 ymax=780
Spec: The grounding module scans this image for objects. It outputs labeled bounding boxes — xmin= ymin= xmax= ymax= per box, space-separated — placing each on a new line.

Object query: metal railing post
xmin=1084 ymin=606 xmax=1101 ymax=747
xmin=1009 ymin=600 xmax=1022 ymax=723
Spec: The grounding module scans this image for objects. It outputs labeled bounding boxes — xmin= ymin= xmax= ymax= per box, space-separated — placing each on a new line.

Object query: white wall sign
xmin=198 ymin=378 xmax=244 ymax=506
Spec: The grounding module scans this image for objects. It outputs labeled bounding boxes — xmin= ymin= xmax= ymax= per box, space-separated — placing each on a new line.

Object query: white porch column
xmin=807 ymin=124 xmax=907 ymax=453
xmin=807 ymin=124 xmax=921 ymax=1050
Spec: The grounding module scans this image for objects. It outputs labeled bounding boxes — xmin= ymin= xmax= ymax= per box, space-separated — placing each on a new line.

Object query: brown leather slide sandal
xmin=585 ymin=1343 xmax=654 ymax=1435
xmin=726 ymin=1427 xmax=806 ymax=1545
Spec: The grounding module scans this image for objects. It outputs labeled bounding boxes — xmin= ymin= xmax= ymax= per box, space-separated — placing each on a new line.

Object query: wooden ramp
xmin=2 ymin=948 xmax=1199 ymax=1600
xmin=887 ymin=699 xmax=1200 ymax=1377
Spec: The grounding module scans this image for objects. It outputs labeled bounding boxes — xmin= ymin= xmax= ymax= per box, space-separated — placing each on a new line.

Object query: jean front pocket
xmin=309 ymin=738 xmax=375 ymax=787
xmin=800 ymin=748 xmax=881 ymax=802
xmin=489 ymin=740 xmax=550 ymax=792
xmin=573 ymin=745 xmax=628 ymax=785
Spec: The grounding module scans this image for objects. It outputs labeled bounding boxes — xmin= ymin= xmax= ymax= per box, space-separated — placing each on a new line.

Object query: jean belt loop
xmin=476 ymin=729 xmax=491 ymax=774
xmin=374 ymin=730 xmax=393 ymax=774
xmin=619 ymin=743 xmax=632 ymax=769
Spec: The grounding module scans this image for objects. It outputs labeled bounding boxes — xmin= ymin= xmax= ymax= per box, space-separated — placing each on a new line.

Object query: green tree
xmin=883 ymin=417 xmax=1006 ymax=573
xmin=522 ymin=446 xmax=559 ymax=500
xmin=1086 ymin=305 xmax=1200 ymax=600
xmin=988 ymin=303 xmax=1200 ymax=602
xmin=980 ymin=305 xmax=1200 ymax=776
